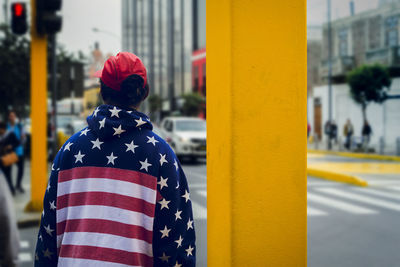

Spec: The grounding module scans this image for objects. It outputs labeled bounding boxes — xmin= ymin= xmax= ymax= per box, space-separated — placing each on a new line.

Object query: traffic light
xmin=11 ymin=3 xmax=28 ymax=35
xmin=36 ymin=0 xmax=62 ymax=35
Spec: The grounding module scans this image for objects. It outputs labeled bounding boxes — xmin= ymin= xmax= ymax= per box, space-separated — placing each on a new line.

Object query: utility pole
xmin=180 ymin=0 xmax=185 ymax=95
xmin=327 ymin=0 xmax=333 ymax=150
xmin=50 ymin=34 xmax=58 ymax=161
xmin=168 ymin=0 xmax=175 ymax=112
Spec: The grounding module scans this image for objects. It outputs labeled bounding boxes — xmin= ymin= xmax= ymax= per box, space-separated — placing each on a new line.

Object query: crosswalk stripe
xmin=197 ymin=190 xmax=207 ymax=197
xmin=18 ymin=252 xmax=32 ymax=262
xmin=389 ymin=186 xmax=400 ymax=192
xmin=368 ymin=180 xmax=400 ymax=186
xmin=318 ymin=188 xmax=400 ymax=212
xmin=353 ymin=187 xmax=400 ymax=201
xmin=20 ymin=240 xmax=29 ymax=249
xmin=308 ymin=192 xmax=377 ymax=214
xmin=191 ymin=201 xmax=207 ymax=219
xmin=307 ymin=206 xmax=327 ymax=216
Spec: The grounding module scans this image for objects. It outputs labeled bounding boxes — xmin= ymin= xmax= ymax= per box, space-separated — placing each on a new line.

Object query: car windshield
xmin=175 ymin=120 xmax=206 ymax=132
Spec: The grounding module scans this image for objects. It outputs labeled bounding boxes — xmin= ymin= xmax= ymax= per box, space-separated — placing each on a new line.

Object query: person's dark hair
xmin=100 ymin=74 xmax=149 ymax=108
xmin=0 ymin=121 xmax=7 ymax=130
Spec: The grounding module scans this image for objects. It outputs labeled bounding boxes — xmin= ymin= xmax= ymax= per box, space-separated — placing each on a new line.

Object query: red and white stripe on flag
xmin=56 ymin=166 xmax=157 ymax=267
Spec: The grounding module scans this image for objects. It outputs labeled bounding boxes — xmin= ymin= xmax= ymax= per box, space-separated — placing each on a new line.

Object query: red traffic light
xmin=13 ymin=3 xmax=24 ymax=17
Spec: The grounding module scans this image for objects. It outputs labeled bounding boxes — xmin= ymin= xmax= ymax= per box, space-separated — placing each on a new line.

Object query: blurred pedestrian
xmin=331 ymin=120 xmax=338 ymax=145
xmin=362 ymin=120 xmax=372 ymax=150
xmin=307 ymin=122 xmax=311 ymax=138
xmin=324 ymin=120 xmax=331 ymax=143
xmin=343 ymin=119 xmax=354 ymax=150
xmin=0 ymin=173 xmax=20 ymax=267
xmin=35 ymin=52 xmax=196 ymax=266
xmin=7 ymin=111 xmax=26 ymax=193
xmin=0 ymin=121 xmax=20 ymax=196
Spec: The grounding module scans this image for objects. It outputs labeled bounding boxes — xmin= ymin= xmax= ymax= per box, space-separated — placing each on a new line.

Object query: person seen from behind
xmin=35 ymin=52 xmax=196 ymax=267
xmin=7 ymin=111 xmax=26 ymax=193
xmin=362 ymin=120 xmax=372 ymax=150
xmin=343 ymin=119 xmax=354 ymax=150
xmin=0 ymin=121 xmax=20 ymax=196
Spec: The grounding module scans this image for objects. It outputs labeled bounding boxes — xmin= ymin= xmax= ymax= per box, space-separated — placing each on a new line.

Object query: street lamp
xmin=92 ymin=27 xmax=120 ymax=41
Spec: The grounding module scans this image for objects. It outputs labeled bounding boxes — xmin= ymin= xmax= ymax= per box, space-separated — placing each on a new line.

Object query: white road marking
xmin=388 ymin=186 xmax=400 ymax=192
xmin=188 ymin=172 xmax=207 ymax=179
xmin=368 ymin=180 xmax=400 ymax=186
xmin=188 ymin=184 xmax=207 ymax=189
xmin=307 ymin=206 xmax=328 ymax=216
xmin=308 ymin=192 xmax=377 ymax=214
xmin=353 ymin=187 xmax=400 ymax=201
xmin=191 ymin=201 xmax=207 ymax=220
xmin=18 ymin=252 xmax=32 ymax=262
xmin=20 ymin=240 xmax=29 ymax=248
xmin=318 ymin=188 xmax=400 ymax=212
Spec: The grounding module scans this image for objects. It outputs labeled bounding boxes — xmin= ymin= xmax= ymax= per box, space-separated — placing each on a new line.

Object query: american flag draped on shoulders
xmin=35 ymin=104 xmax=196 ymax=267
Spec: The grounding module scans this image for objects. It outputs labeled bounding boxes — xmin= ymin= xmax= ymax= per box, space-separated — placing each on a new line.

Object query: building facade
xmin=121 ymin=0 xmax=194 ymax=116
xmin=309 ymin=1 xmax=400 ymax=153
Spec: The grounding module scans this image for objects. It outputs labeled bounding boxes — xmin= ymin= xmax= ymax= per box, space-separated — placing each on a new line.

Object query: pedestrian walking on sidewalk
xmin=35 ymin=52 xmax=196 ymax=267
xmin=343 ymin=119 xmax=354 ymax=150
xmin=0 ymin=163 xmax=20 ymax=267
xmin=362 ymin=120 xmax=372 ymax=151
xmin=7 ymin=111 xmax=26 ymax=193
xmin=0 ymin=121 xmax=20 ymax=196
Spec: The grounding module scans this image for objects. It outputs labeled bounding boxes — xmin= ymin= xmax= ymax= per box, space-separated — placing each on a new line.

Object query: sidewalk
xmin=307 ymin=152 xmax=400 ymax=186
xmin=11 ymin=160 xmax=42 ymax=228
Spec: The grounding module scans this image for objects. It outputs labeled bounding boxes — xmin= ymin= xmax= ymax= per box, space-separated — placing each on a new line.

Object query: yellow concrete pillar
xmin=26 ymin=0 xmax=48 ymax=212
xmin=207 ymin=0 xmax=307 ymax=266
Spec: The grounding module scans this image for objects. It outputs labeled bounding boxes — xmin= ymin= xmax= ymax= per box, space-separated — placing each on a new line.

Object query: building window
xmin=385 ymin=16 xmax=398 ymax=47
xmin=338 ymin=29 xmax=348 ymax=56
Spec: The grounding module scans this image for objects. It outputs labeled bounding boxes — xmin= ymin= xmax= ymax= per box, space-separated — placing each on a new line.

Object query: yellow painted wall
xmin=208 ymin=0 xmax=307 ymax=265
xmin=83 ymin=86 xmax=101 ymax=117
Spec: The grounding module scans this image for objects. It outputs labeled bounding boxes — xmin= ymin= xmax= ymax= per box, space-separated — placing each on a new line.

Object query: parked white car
xmin=160 ymin=117 xmax=206 ymax=159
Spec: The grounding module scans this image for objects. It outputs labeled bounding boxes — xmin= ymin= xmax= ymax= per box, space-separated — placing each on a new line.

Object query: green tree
xmin=0 ymin=24 xmax=30 ymax=117
xmin=347 ymin=64 xmax=391 ymax=121
xmin=181 ymin=92 xmax=205 ymax=117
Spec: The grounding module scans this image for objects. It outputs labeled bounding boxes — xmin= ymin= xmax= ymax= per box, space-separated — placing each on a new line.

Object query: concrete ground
xmin=308 ymin=153 xmax=400 ymax=267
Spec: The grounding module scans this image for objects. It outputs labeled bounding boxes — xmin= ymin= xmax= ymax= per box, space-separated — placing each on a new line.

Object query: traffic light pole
xmin=26 ymin=0 xmax=48 ymax=212
xmin=50 ymin=33 xmax=58 ymax=160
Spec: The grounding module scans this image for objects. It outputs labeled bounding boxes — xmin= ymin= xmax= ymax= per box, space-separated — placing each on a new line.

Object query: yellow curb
xmin=308 ymin=149 xmax=400 ymax=162
xmin=307 ymin=167 xmax=368 ymax=187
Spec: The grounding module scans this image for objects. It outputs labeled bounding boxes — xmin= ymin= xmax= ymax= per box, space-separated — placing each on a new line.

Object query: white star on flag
xmin=158 ymin=198 xmax=170 ymax=210
xmin=109 ymin=106 xmax=122 ymax=118
xmin=135 ymin=117 xmax=146 ymax=127
xmin=146 ymin=136 xmax=159 ymax=146
xmin=106 ymin=152 xmax=118 ymax=165
xmin=175 ymin=210 xmax=182 ymax=221
xmin=187 ymin=218 xmax=194 ymax=230
xmin=182 ymin=190 xmax=190 ymax=203
xmin=99 ymin=118 xmax=106 ymax=129
xmin=157 ymin=176 xmax=168 ymax=190
xmin=174 ymin=261 xmax=182 ymax=267
xmin=159 ymin=153 xmax=168 ymax=166
xmin=44 ymin=224 xmax=54 ymax=236
xmin=174 ymin=159 xmax=179 ymax=171
xmin=125 ymin=140 xmax=139 ymax=153
xmin=160 ymin=225 xmax=171 ymax=238
xmin=175 ymin=235 xmax=183 ymax=248
xmin=91 ymin=138 xmax=104 ymax=150
xmin=74 ymin=151 xmax=85 ymax=163
xmin=185 ymin=245 xmax=194 ymax=256
xmin=49 ymin=201 xmax=56 ymax=210
xmin=64 ymin=142 xmax=73 ymax=151
xmin=93 ymin=107 xmax=100 ymax=117
xmin=46 ymin=182 xmax=51 ymax=192
xmin=43 ymin=248 xmax=53 ymax=259
xmin=80 ymin=128 xmax=90 ymax=136
xmin=113 ymin=125 xmax=126 ymax=136
xmin=159 ymin=252 xmax=170 ymax=263
xmin=139 ymin=158 xmax=152 ymax=172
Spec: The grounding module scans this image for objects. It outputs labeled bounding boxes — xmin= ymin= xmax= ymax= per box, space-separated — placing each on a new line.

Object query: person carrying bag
xmin=0 ymin=121 xmax=20 ymax=195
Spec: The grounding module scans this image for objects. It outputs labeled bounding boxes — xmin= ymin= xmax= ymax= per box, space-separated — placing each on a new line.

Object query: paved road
xmin=16 ymin=159 xmax=207 ymax=267
xmin=308 ymin=175 xmax=400 ymax=267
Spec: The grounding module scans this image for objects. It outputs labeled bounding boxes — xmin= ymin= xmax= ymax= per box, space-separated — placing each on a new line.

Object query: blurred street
xmin=14 ymin=159 xmax=207 ymax=267
xmin=308 ymin=153 xmax=400 ymax=267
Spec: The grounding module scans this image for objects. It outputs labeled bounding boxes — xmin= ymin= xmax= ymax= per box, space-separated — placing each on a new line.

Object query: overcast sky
xmin=0 ymin=0 xmax=386 ymax=55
